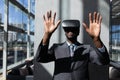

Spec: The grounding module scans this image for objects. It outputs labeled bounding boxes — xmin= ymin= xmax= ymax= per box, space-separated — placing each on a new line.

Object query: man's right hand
xmin=42 ymin=11 xmax=61 ymax=45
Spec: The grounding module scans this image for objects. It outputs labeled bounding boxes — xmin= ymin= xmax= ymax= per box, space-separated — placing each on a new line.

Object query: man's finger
xmin=82 ymin=23 xmax=88 ymax=30
xmin=82 ymin=23 xmax=89 ymax=32
xmin=99 ymin=15 xmax=102 ymax=24
xmin=43 ymin=15 xmax=46 ymax=21
xmin=96 ymin=13 xmax=100 ymax=23
xmin=55 ymin=20 xmax=61 ymax=29
xmin=89 ymin=13 xmax=92 ymax=23
xmin=49 ymin=10 xmax=51 ymax=17
xmin=93 ymin=12 xmax=97 ymax=23
xmin=47 ymin=11 xmax=50 ymax=20
xmin=53 ymin=12 xmax=56 ymax=24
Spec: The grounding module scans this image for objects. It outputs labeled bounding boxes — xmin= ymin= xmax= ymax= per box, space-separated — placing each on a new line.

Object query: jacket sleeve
xmin=34 ymin=41 xmax=55 ymax=63
xmin=89 ymin=45 xmax=110 ymax=65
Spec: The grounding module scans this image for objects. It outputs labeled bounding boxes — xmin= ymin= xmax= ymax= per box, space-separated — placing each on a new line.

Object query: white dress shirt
xmin=66 ymin=41 xmax=105 ymax=57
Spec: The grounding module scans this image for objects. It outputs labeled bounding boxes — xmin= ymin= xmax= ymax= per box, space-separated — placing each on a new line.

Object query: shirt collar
xmin=66 ymin=41 xmax=71 ymax=46
xmin=66 ymin=41 xmax=81 ymax=47
xmin=66 ymin=41 xmax=76 ymax=47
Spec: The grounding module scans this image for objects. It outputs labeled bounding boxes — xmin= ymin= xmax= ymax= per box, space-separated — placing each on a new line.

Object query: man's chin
xmin=66 ymin=35 xmax=77 ymax=40
xmin=67 ymin=36 xmax=75 ymax=40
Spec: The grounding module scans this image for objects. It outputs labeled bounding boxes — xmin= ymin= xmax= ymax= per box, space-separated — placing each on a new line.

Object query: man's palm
xmin=43 ymin=11 xmax=61 ymax=34
xmin=83 ymin=12 xmax=102 ymax=39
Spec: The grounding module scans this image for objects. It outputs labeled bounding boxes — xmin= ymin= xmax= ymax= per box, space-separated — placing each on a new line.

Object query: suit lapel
xmin=62 ymin=42 xmax=82 ymax=57
xmin=62 ymin=42 xmax=71 ymax=57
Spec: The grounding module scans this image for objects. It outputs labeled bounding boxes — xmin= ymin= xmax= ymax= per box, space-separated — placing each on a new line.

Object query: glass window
xmin=9 ymin=2 xmax=15 ymax=25
xmin=9 ymin=2 xmax=29 ymax=31
xmin=31 ymin=0 xmax=35 ymax=14
xmin=22 ymin=12 xmax=28 ymax=31
xmin=0 ymin=0 xmax=35 ymax=72
xmin=30 ymin=17 xmax=34 ymax=32
xmin=0 ymin=0 xmax=4 ymax=24
xmin=30 ymin=35 xmax=34 ymax=57
xmin=0 ymin=0 xmax=4 ymax=69
xmin=0 ymin=31 xmax=3 ymax=69
xmin=9 ymin=2 xmax=22 ymax=27
xmin=111 ymin=25 xmax=120 ymax=61
xmin=7 ymin=31 xmax=27 ymax=65
xmin=16 ymin=0 xmax=28 ymax=8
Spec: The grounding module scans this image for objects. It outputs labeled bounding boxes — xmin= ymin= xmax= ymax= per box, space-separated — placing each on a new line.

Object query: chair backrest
xmin=109 ymin=67 xmax=120 ymax=80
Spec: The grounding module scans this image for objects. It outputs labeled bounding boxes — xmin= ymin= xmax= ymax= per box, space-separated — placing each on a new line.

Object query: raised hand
xmin=42 ymin=11 xmax=61 ymax=45
xmin=43 ymin=10 xmax=61 ymax=35
xmin=82 ymin=12 xmax=102 ymax=40
xmin=82 ymin=12 xmax=103 ymax=48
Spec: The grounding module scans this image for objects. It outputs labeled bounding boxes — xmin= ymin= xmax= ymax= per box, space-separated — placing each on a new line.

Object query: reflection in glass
xmin=0 ymin=31 xmax=3 ymax=69
xmin=23 ymin=12 xmax=28 ymax=31
xmin=0 ymin=0 xmax=4 ymax=69
xmin=0 ymin=0 xmax=4 ymax=23
xmin=9 ymin=2 xmax=15 ymax=25
xmin=0 ymin=0 xmax=35 ymax=71
xmin=31 ymin=0 xmax=35 ymax=14
xmin=111 ymin=25 xmax=120 ymax=61
xmin=16 ymin=0 xmax=28 ymax=8
xmin=30 ymin=17 xmax=34 ymax=32
xmin=30 ymin=35 xmax=34 ymax=57
xmin=7 ymin=31 xmax=27 ymax=65
xmin=9 ymin=2 xmax=28 ymax=30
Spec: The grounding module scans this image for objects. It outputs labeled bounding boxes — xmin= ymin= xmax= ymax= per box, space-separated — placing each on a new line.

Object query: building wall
xmin=35 ymin=0 xmax=110 ymax=80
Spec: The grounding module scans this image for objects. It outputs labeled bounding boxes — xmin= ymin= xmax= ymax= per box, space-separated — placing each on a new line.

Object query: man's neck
xmin=67 ymin=39 xmax=77 ymax=44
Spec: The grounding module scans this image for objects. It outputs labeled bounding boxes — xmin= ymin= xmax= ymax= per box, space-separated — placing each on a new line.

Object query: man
xmin=35 ymin=10 xmax=110 ymax=80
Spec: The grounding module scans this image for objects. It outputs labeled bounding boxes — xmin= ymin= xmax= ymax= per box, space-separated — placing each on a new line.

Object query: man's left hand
xmin=82 ymin=12 xmax=102 ymax=41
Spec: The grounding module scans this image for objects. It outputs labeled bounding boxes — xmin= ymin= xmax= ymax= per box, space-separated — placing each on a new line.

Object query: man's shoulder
xmin=79 ymin=44 xmax=91 ymax=48
xmin=77 ymin=44 xmax=96 ymax=52
xmin=50 ymin=42 xmax=66 ymax=50
xmin=52 ymin=42 xmax=66 ymax=47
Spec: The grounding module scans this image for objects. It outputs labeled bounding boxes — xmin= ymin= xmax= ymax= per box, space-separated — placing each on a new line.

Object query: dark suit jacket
xmin=35 ymin=41 xmax=110 ymax=80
